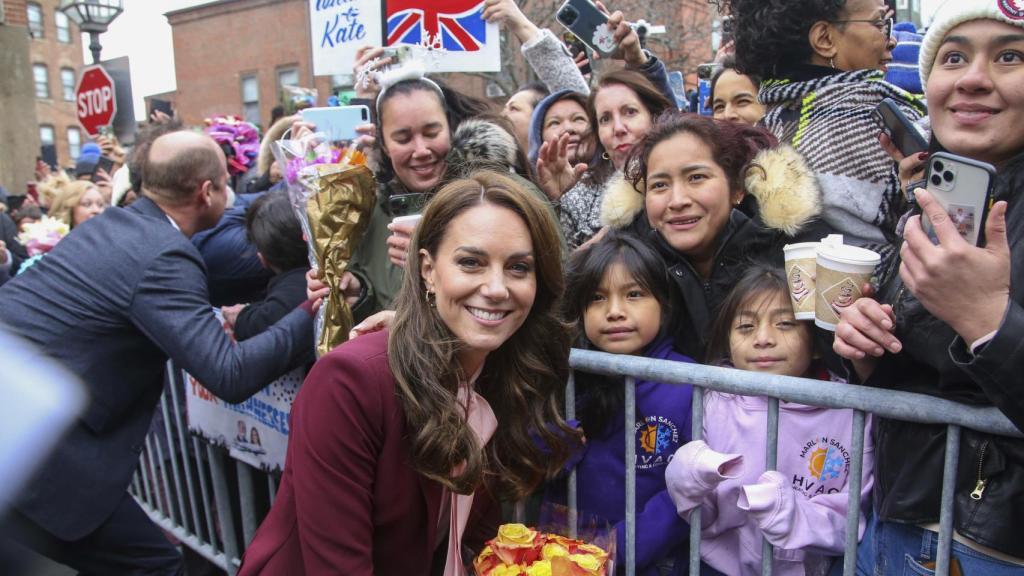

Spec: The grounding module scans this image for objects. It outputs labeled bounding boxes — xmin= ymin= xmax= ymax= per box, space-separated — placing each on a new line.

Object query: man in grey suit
xmin=0 ymin=131 xmax=315 ymax=574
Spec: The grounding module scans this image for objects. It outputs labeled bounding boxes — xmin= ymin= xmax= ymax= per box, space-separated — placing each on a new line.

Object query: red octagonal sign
xmin=75 ymin=65 xmax=117 ymax=137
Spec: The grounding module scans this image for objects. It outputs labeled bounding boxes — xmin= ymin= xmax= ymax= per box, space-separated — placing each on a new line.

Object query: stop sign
xmin=75 ymin=65 xmax=117 ymax=137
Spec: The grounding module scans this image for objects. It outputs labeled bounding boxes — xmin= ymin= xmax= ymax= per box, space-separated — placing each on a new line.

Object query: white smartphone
xmin=391 ymin=213 xmax=423 ymax=227
xmin=922 ymin=152 xmax=996 ymax=246
xmin=300 ymin=105 xmax=370 ymax=142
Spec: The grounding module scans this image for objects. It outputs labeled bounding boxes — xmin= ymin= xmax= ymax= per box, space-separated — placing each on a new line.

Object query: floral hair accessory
xmin=373 ymin=57 xmax=446 ymax=115
xmin=204 ymin=115 xmax=260 ymax=176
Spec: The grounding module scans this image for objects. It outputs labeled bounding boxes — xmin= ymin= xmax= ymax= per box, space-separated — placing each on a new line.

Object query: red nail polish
xmin=917 ymin=152 xmax=929 ymax=160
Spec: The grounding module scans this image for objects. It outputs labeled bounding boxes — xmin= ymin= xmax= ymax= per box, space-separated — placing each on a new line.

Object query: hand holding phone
xmin=92 ymin=156 xmax=116 ymax=184
xmin=555 ymin=0 xmax=616 ymax=56
xmin=873 ymin=98 xmax=927 ymax=158
xmin=300 ymin=105 xmax=371 ymax=143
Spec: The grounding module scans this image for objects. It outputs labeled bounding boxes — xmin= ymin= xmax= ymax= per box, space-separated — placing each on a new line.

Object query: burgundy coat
xmin=239 ymin=330 xmax=501 ymax=575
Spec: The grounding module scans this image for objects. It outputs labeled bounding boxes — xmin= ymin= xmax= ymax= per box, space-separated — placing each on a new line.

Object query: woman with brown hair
xmin=533 ymin=70 xmax=674 ymax=250
xmin=239 ymin=171 xmax=579 ymax=575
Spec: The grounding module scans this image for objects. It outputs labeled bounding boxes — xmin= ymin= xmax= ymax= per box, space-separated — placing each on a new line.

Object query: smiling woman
xmin=600 ymin=112 xmax=827 ymax=359
xmin=833 ymin=2 xmax=1024 ymax=571
xmin=239 ymin=171 xmax=579 ymax=576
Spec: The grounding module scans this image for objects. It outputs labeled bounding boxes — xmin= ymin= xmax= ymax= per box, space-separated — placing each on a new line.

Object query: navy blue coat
xmin=0 ymin=196 xmax=314 ymax=540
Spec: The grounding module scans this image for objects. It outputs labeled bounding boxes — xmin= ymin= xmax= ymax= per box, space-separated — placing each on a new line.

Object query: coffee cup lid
xmin=817 ymin=244 xmax=881 ymax=266
xmin=786 ymin=240 xmax=819 ymax=252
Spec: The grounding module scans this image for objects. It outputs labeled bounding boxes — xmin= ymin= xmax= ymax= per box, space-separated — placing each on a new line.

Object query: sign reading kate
xmin=310 ymin=0 xmax=384 ymax=76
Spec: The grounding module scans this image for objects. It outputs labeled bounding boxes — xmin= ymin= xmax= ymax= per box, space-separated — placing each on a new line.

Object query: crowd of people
xmin=2 ymin=0 xmax=1023 ymax=574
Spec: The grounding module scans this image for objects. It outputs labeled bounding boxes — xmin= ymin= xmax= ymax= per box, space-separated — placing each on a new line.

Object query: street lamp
xmin=59 ymin=0 xmax=123 ymax=64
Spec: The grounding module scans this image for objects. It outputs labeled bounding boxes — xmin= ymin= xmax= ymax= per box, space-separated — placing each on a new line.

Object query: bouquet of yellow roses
xmin=474 ymin=524 xmax=609 ymax=576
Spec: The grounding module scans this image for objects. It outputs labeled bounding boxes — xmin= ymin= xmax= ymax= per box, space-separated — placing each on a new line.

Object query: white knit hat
xmin=919 ymin=0 xmax=1024 ymax=87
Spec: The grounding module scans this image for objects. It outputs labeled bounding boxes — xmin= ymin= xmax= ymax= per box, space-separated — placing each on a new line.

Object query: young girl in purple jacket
xmin=666 ymin=264 xmax=875 ymax=576
xmin=547 ymin=230 xmax=695 ymax=576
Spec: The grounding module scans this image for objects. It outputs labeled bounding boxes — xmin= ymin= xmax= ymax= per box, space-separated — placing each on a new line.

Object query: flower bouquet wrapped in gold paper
xmin=273 ymin=133 xmax=376 ymax=357
xmin=474 ymin=524 xmax=610 ymax=576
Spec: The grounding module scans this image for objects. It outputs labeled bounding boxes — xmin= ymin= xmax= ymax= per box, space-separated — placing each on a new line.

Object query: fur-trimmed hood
xmin=444 ymin=118 xmax=521 ymax=180
xmin=599 ymin=144 xmax=822 ymax=235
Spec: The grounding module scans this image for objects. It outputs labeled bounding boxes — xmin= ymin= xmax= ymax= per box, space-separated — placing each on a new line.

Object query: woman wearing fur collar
xmin=723 ymin=0 xmax=926 ymax=277
xmin=602 ymin=113 xmax=828 ymax=359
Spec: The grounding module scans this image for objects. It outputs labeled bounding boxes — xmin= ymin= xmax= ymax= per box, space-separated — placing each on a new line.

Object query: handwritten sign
xmin=310 ymin=0 xmax=384 ymax=77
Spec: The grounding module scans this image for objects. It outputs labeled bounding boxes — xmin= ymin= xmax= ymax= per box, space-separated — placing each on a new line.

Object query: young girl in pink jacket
xmin=665 ymin=264 xmax=875 ymax=575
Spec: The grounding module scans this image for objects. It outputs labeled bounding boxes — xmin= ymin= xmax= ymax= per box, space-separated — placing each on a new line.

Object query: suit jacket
xmin=239 ymin=330 xmax=501 ymax=576
xmin=0 ymin=196 xmax=314 ymax=540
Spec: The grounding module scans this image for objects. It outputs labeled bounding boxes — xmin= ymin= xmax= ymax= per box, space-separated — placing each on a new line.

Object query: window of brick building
xmin=277 ymin=68 xmax=299 ymax=91
xmin=55 ymin=10 xmax=71 ymax=43
xmin=67 ymin=127 xmax=82 ymax=159
xmin=241 ymin=75 xmax=260 ymax=126
xmin=61 ymin=68 xmax=75 ymax=101
xmin=33 ymin=64 xmax=49 ymax=99
xmin=40 ymin=125 xmax=55 ymax=146
xmin=27 ymin=3 xmax=44 ymax=38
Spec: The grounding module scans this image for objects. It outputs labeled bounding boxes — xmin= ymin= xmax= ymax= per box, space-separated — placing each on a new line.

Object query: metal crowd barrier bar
xmin=129 ymin=362 xmax=281 ymax=576
xmin=129 ymin=354 xmax=1020 ymax=576
xmin=567 ymin=348 xmax=1022 ymax=576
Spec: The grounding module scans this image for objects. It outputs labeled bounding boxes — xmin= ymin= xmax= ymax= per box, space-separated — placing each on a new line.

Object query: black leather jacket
xmin=866 ymin=166 xmax=1024 ymax=557
xmin=643 ymin=209 xmax=830 ymax=360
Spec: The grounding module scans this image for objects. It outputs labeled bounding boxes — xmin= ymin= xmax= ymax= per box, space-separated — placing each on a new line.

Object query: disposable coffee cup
xmin=814 ymin=245 xmax=881 ymax=331
xmin=783 ymin=242 xmax=819 ymax=320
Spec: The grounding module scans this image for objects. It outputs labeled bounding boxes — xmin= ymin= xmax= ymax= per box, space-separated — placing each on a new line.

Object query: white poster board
xmin=385 ymin=0 xmax=500 ymax=72
xmin=184 ymin=367 xmax=304 ymax=474
xmin=310 ymin=0 xmax=384 ymax=77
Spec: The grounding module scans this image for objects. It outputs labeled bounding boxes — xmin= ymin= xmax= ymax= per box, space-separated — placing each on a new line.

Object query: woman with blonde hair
xmin=240 ymin=170 xmax=579 ymax=575
xmin=49 ymin=180 xmax=107 ymax=229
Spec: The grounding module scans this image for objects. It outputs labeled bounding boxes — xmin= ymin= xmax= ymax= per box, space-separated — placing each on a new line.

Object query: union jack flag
xmin=386 ymin=0 xmax=487 ymax=52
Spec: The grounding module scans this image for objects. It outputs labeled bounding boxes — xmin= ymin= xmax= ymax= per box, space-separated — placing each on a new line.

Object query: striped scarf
xmin=760 ymin=69 xmax=926 ymax=275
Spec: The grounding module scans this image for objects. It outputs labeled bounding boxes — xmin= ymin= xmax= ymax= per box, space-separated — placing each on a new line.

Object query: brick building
xmin=0 ymin=0 xmax=87 ymax=193
xmin=26 ymin=0 xmax=86 ymax=168
xmin=166 ymin=0 xmax=337 ymax=129
xmin=0 ymin=0 xmax=39 ymax=194
xmin=164 ymin=0 xmax=712 ymax=129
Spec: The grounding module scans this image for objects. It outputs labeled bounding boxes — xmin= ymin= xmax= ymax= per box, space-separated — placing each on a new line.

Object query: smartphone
xmin=149 ymin=98 xmax=174 ymax=119
xmin=721 ymin=16 xmax=734 ymax=47
xmin=696 ymin=63 xmax=717 ymax=117
xmin=391 ymin=214 xmax=423 ymax=228
xmin=555 ymin=0 xmax=615 ymax=57
xmin=388 ymin=193 xmax=428 ymax=218
xmin=300 ymin=105 xmax=371 ymax=142
xmin=873 ymin=98 xmax=928 ymax=157
xmin=922 ymin=152 xmax=996 ymax=246
xmin=381 ymin=45 xmax=412 ymax=64
xmin=92 ymin=155 xmax=115 ymax=182
xmin=563 ymin=31 xmax=592 ymax=76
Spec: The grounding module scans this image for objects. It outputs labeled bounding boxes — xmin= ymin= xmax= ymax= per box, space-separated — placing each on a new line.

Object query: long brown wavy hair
xmin=388 ymin=171 xmax=580 ymax=499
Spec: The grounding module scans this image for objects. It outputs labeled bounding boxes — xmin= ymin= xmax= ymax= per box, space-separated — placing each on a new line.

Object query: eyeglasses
xmin=833 ymin=17 xmax=894 ymax=40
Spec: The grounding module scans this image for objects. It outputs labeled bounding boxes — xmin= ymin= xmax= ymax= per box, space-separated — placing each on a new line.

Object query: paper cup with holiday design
xmin=814 ymin=245 xmax=881 ymax=331
xmin=783 ymin=242 xmax=820 ymax=320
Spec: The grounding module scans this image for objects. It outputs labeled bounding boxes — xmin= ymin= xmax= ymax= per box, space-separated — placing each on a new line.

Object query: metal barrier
xmin=130 ymin=362 xmax=278 ymax=575
xmin=568 ymin=349 xmax=1022 ymax=576
xmin=130 ymin=353 xmax=1022 ymax=576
